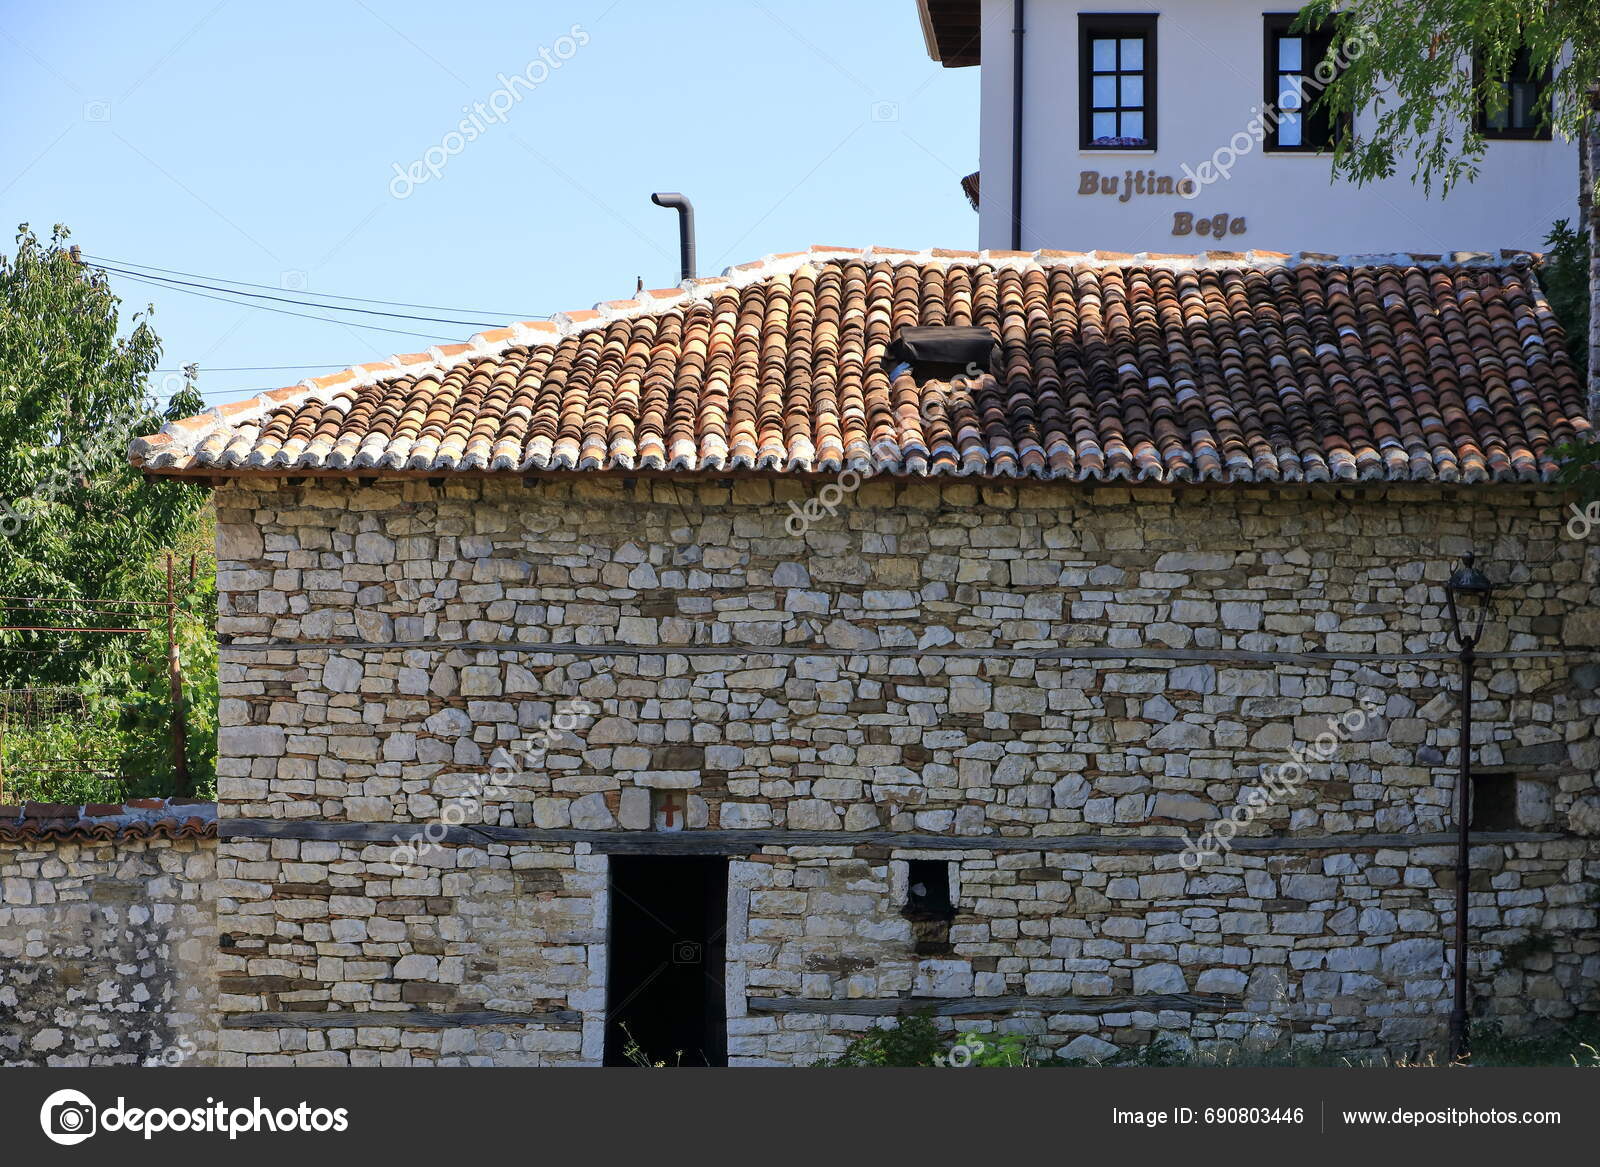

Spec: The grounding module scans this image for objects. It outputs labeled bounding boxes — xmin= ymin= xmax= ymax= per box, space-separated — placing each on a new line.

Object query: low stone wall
xmin=215 ymin=835 xmax=599 ymax=1067
xmin=0 ymin=801 xmax=219 ymax=1067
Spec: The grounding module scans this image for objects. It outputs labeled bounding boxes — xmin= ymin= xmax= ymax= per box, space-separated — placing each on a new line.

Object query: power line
xmin=152 ymin=389 xmax=276 ymax=400
xmin=139 ymin=386 xmax=302 ymax=406
xmin=95 ymin=263 xmax=499 ymax=329
xmin=104 ymin=270 xmax=462 ymax=342
xmin=145 ymin=384 xmax=334 ymax=403
xmin=83 ymin=253 xmax=545 ymax=321
xmin=153 ymin=364 xmax=345 ymax=373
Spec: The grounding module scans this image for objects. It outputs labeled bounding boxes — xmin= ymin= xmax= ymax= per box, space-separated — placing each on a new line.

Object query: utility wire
xmin=105 ymin=270 xmax=461 ymax=342
xmin=148 ymin=379 xmax=311 ymax=393
xmin=95 ymin=263 xmax=498 ymax=329
xmin=153 ymin=364 xmax=345 ymax=373
xmin=151 ymin=389 xmax=278 ymax=401
xmin=83 ymin=253 xmax=543 ymax=321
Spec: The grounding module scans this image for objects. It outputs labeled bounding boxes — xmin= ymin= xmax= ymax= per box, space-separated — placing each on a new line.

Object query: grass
xmin=1467 ymin=1020 xmax=1600 ymax=1068
xmin=1097 ymin=1020 xmax=1600 ymax=1068
xmin=817 ymin=1012 xmax=1600 ymax=1068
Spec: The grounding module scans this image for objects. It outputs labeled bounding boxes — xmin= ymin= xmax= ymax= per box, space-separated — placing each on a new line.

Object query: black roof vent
xmin=889 ymin=325 xmax=997 ymax=381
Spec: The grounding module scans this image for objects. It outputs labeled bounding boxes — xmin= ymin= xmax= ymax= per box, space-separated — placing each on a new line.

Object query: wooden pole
xmin=166 ymin=553 xmax=190 ymax=795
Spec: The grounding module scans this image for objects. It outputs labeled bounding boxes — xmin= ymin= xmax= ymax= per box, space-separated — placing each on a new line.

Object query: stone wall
xmin=210 ymin=476 xmax=1600 ymax=1065
xmin=214 ymin=836 xmax=600 ymax=1066
xmin=0 ymin=803 xmax=218 ymax=1067
xmin=723 ymin=840 xmax=1594 ymax=1064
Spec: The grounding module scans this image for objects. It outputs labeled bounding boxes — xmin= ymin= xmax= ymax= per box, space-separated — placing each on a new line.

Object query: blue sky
xmin=0 ymin=1 xmax=979 ymax=408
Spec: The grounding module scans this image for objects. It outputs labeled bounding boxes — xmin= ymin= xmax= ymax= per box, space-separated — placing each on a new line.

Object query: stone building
xmin=126 ymin=246 xmax=1600 ymax=1066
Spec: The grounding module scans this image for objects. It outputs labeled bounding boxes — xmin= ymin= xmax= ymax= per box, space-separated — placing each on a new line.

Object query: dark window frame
xmin=1079 ymin=13 xmax=1158 ymax=151
xmin=1474 ymin=46 xmax=1554 ymax=140
xmin=1262 ymin=12 xmax=1349 ymax=154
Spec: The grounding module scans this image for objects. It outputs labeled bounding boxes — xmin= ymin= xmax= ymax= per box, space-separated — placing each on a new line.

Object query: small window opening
xmin=1471 ymin=772 xmax=1519 ymax=831
xmin=905 ymin=860 xmax=955 ymax=919
xmin=902 ymin=859 xmax=956 ymax=956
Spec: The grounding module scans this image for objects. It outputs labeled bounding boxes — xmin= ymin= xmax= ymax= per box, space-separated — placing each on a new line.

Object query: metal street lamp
xmin=1443 ymin=552 xmax=1494 ymax=1064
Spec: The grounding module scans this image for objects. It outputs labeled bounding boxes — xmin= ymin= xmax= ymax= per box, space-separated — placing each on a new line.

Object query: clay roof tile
xmin=131 ymin=247 xmax=1588 ymax=485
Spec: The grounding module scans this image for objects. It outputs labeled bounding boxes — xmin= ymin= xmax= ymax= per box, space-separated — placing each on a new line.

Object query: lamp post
xmin=1443 ymin=552 xmax=1494 ymax=1064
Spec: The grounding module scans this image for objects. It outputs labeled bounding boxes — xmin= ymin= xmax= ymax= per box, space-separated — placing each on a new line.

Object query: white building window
xmin=1263 ymin=13 xmax=1345 ymax=153
xmin=1476 ymin=46 xmax=1552 ymax=140
xmin=1079 ymin=14 xmax=1157 ymax=150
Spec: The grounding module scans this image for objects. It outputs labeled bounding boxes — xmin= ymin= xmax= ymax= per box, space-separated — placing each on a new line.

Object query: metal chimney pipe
xmin=650 ymin=192 xmax=696 ymax=282
xmin=1010 ymin=0 xmax=1025 ymax=250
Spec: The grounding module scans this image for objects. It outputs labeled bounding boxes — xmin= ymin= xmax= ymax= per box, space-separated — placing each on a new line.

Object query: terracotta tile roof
xmin=130 ymin=246 xmax=1590 ymax=485
xmin=0 ymin=798 xmax=217 ymax=843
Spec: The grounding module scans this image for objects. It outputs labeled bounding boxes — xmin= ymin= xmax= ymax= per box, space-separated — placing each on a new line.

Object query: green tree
xmin=1541 ymin=217 xmax=1591 ymax=373
xmin=0 ymin=224 xmax=208 ymax=686
xmin=1300 ymin=0 xmax=1600 ymax=198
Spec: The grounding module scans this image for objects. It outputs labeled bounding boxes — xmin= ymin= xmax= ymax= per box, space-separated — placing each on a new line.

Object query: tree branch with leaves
xmin=1300 ymin=0 xmax=1600 ymax=197
xmin=0 ymin=223 xmax=209 ymax=686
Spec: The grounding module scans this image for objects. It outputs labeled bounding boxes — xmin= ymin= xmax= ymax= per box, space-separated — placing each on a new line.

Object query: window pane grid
xmin=1087 ymin=33 xmax=1148 ymax=144
xmin=1265 ymin=21 xmax=1336 ymax=151
xmin=1080 ymin=15 xmax=1156 ymax=149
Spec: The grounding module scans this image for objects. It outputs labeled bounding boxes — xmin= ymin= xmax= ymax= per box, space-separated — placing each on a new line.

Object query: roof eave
xmin=915 ymin=0 xmax=942 ymax=61
xmin=916 ymin=0 xmax=981 ymax=67
xmin=135 ymin=464 xmax=1570 ymax=490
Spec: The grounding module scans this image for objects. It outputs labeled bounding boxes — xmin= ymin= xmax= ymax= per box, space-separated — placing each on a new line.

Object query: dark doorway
xmin=603 ymin=855 xmax=728 ymax=1067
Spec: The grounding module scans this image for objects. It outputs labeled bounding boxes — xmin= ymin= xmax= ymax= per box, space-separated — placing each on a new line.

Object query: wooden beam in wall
xmin=747 ymin=993 xmax=1235 ymax=1016
xmin=222 ymin=1009 xmax=582 ymax=1029
xmin=216 ymin=819 xmax=1559 ymax=854
xmin=213 ymin=637 xmax=1599 ymax=666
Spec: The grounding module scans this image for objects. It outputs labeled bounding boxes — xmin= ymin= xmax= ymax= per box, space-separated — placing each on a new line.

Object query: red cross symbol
xmin=656 ymin=792 xmax=683 ymax=829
